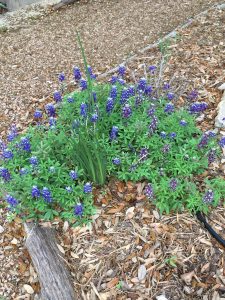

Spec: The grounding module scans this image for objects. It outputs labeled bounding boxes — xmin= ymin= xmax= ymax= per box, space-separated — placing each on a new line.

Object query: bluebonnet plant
xmin=164 ymin=103 xmax=174 ymax=114
xmin=180 ymin=119 xmax=187 ymax=126
xmin=203 ymin=189 xmax=214 ymax=204
xmin=80 ymin=103 xmax=88 ymax=118
xmin=112 ymin=158 xmax=121 ymax=165
xmin=169 ymin=179 xmax=178 ymax=191
xmin=53 ymin=91 xmax=62 ymax=103
xmin=2 ymin=149 xmax=13 ymax=160
xmin=30 ymin=156 xmax=38 ymax=166
xmin=120 ymin=88 xmax=130 ymax=104
xmin=149 ymin=116 xmax=158 ymax=134
xmin=122 ymin=104 xmax=132 ymax=118
xmin=106 ymin=97 xmax=114 ymax=114
xmin=118 ymin=64 xmax=126 ymax=77
xmin=189 ymin=102 xmax=208 ymax=114
xmin=110 ymin=126 xmax=119 ymax=141
xmin=110 ymin=75 xmax=117 ymax=84
xmin=0 ymin=167 xmax=11 ymax=182
xmin=65 ymin=186 xmax=73 ymax=193
xmin=74 ymin=203 xmax=83 ymax=216
xmin=160 ymin=131 xmax=167 ymax=139
xmin=80 ymin=78 xmax=87 ymax=90
xmin=58 ymin=73 xmax=65 ymax=82
xmin=90 ymin=113 xmax=98 ymax=123
xmin=7 ymin=124 xmax=18 ymax=142
xmin=67 ymin=97 xmax=74 ymax=103
xmin=84 ymin=182 xmax=92 ymax=193
xmin=31 ymin=186 xmax=41 ymax=198
xmin=6 ymin=195 xmax=18 ymax=207
xmin=149 ymin=65 xmax=157 ymax=74
xmin=20 ymin=137 xmax=31 ymax=152
xmin=45 ymin=104 xmax=56 ymax=117
xmin=167 ymin=92 xmax=175 ymax=101
xmin=42 ymin=187 xmax=53 ymax=203
xmin=145 ymin=183 xmax=154 ymax=199
xmin=34 ymin=110 xmax=43 ymax=119
xmin=70 ymin=170 xmax=78 ymax=180
xmin=219 ymin=137 xmax=225 ymax=148
xmin=73 ymin=67 xmax=82 ymax=81
xmin=137 ymin=78 xmax=147 ymax=91
xmin=110 ymin=85 xmax=117 ymax=99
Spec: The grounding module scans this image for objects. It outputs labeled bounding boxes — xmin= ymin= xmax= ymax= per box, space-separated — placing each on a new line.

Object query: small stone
xmin=23 ymin=284 xmax=34 ymax=294
xmin=11 ymin=238 xmax=18 ymax=245
xmin=215 ymin=92 xmax=225 ymax=128
xmin=196 ymin=114 xmax=205 ymax=122
xmin=0 ymin=225 xmax=5 ymax=234
xmin=138 ymin=264 xmax=147 ymax=281
xmin=217 ymin=4 xmax=225 ymax=10
xmin=106 ymin=269 xmax=114 ymax=277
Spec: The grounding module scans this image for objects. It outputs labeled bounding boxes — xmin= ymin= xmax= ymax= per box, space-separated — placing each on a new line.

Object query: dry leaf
xmin=107 ymin=277 xmax=119 ymax=288
xmin=138 ymin=264 xmax=147 ymax=281
xmin=23 ymin=284 xmax=34 ymax=294
xmin=180 ymin=270 xmax=195 ymax=285
xmin=125 ymin=207 xmax=135 ymax=220
xmin=57 ymin=244 xmax=65 ymax=254
xmin=156 ymin=296 xmax=169 ymax=300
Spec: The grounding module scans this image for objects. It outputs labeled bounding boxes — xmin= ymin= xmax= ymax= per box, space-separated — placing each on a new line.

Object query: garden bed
xmin=0 ymin=3 xmax=225 ymax=300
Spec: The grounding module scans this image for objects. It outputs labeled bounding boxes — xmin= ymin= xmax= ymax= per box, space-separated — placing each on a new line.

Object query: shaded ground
xmin=0 ymin=0 xmax=224 ymax=137
xmin=0 ymin=2 xmax=225 ymax=300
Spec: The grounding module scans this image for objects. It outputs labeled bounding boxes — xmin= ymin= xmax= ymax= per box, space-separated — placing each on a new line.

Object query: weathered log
xmin=25 ymin=222 xmax=76 ymax=300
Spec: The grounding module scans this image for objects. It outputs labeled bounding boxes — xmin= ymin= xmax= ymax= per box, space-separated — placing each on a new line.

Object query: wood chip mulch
xmin=1 ymin=3 xmax=225 ymax=300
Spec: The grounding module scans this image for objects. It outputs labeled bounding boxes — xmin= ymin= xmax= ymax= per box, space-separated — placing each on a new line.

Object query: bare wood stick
xmin=25 ymin=222 xmax=76 ymax=300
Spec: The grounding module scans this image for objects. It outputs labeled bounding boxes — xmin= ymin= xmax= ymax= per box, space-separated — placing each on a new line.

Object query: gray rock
xmin=0 ymin=225 xmax=4 ymax=234
xmin=215 ymin=92 xmax=225 ymax=128
xmin=217 ymin=4 xmax=225 ymax=10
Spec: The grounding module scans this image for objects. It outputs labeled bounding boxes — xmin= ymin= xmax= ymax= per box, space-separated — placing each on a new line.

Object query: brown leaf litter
xmin=1 ymin=2 xmax=225 ymax=300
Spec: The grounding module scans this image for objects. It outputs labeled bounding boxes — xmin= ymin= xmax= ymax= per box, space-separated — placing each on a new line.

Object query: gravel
xmin=0 ymin=0 xmax=224 ymax=137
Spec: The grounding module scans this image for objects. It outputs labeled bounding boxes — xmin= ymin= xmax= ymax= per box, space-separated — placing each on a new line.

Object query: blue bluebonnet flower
xmin=147 ymin=105 xmax=155 ymax=117
xmin=145 ymin=85 xmax=153 ymax=95
xmin=6 ymin=195 xmax=18 ymax=207
xmin=49 ymin=117 xmax=57 ymax=128
xmin=20 ymin=168 xmax=28 ymax=176
xmin=110 ymin=126 xmax=119 ymax=141
xmin=90 ymin=113 xmax=98 ymax=123
xmin=169 ymin=178 xmax=178 ymax=191
xmin=0 ymin=167 xmax=11 ymax=182
xmin=70 ymin=170 xmax=78 ymax=180
xmin=163 ymin=83 xmax=170 ymax=90
xmin=139 ymin=148 xmax=149 ymax=161
xmin=65 ymin=186 xmax=73 ymax=193
xmin=87 ymin=66 xmax=97 ymax=79
xmin=149 ymin=116 xmax=158 ymax=134
xmin=207 ymin=131 xmax=216 ymax=138
xmin=74 ymin=203 xmax=83 ymax=216
xmin=128 ymin=85 xmax=135 ymax=96
xmin=93 ymin=92 xmax=97 ymax=102
xmin=84 ymin=182 xmax=92 ymax=193
xmin=135 ymin=95 xmax=144 ymax=107
xmin=149 ymin=65 xmax=157 ymax=74
xmin=112 ymin=157 xmax=121 ymax=165
xmin=129 ymin=163 xmax=138 ymax=172
xmin=53 ymin=91 xmax=62 ymax=103
xmin=164 ymin=103 xmax=174 ymax=114
xmin=42 ymin=187 xmax=53 ymax=203
xmin=30 ymin=156 xmax=38 ymax=166
xmin=118 ymin=64 xmax=126 ymax=77
xmin=73 ymin=67 xmax=82 ymax=81
xmin=118 ymin=78 xmax=125 ymax=85
xmin=219 ymin=137 xmax=225 ymax=148
xmin=145 ymin=183 xmax=154 ymax=199
xmin=34 ymin=110 xmax=43 ymax=119
xmin=110 ymin=85 xmax=117 ymax=99
xmin=80 ymin=103 xmax=88 ymax=118
xmin=120 ymin=88 xmax=130 ymax=104
xmin=7 ymin=124 xmax=18 ymax=142
xmin=58 ymin=72 xmax=65 ymax=82
xmin=67 ymin=97 xmax=74 ymax=103
xmin=203 ymin=189 xmax=214 ymax=204
xmin=137 ymin=78 xmax=147 ymax=91
xmin=31 ymin=186 xmax=41 ymax=198
xmin=208 ymin=149 xmax=216 ymax=164
xmin=80 ymin=78 xmax=87 ymax=90
xmin=170 ymin=132 xmax=176 ymax=139
xmin=72 ymin=119 xmax=80 ymax=130
xmin=122 ymin=104 xmax=132 ymax=118
xmin=162 ymin=144 xmax=170 ymax=154
xmin=180 ymin=119 xmax=187 ymax=126
xmin=187 ymin=89 xmax=198 ymax=101
xmin=160 ymin=131 xmax=167 ymax=139
xmin=167 ymin=92 xmax=175 ymax=101
xmin=110 ymin=75 xmax=118 ymax=84
xmin=189 ymin=102 xmax=208 ymax=114
xmin=2 ymin=149 xmax=13 ymax=160
xmin=49 ymin=166 xmax=56 ymax=173
xmin=20 ymin=137 xmax=31 ymax=152
xmin=106 ymin=97 xmax=114 ymax=114
xmin=45 ymin=103 xmax=56 ymax=117
xmin=198 ymin=134 xmax=209 ymax=149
